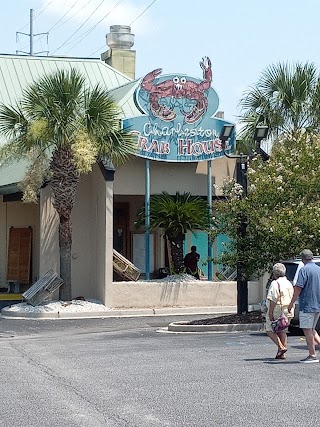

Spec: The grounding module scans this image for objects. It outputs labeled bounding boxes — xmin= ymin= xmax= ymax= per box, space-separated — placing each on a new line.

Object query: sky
xmin=1 ymin=0 xmax=320 ymax=123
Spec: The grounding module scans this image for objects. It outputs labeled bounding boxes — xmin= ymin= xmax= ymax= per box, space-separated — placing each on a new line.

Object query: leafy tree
xmin=239 ymin=62 xmax=320 ymax=149
xmin=0 ymin=69 xmax=136 ymax=300
xmin=212 ymin=132 xmax=320 ymax=278
xmin=136 ymin=191 xmax=211 ymax=273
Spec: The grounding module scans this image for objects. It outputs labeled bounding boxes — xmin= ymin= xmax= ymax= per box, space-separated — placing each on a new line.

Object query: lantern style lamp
xmin=219 ymin=124 xmax=235 ymax=150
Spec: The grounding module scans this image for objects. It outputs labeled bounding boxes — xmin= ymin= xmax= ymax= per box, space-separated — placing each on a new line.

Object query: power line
xmin=48 ymin=0 xmax=96 ymax=33
xmin=64 ymin=0 xmax=125 ymax=55
xmin=87 ymin=0 xmax=158 ymax=58
xmin=51 ymin=0 xmax=105 ymax=54
xmin=33 ymin=0 xmax=97 ymax=52
xmin=16 ymin=9 xmax=49 ymax=56
xmin=17 ymin=0 xmax=54 ymax=32
xmin=46 ymin=0 xmax=79 ymax=32
xmin=33 ymin=0 xmax=80 ymax=48
xmin=34 ymin=15 xmax=45 ymax=54
xmin=130 ymin=0 xmax=158 ymax=26
xmin=88 ymin=43 xmax=107 ymax=58
xmin=36 ymin=0 xmax=55 ymax=19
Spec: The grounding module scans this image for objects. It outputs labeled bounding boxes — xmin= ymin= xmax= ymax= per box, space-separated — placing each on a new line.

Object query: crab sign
xmin=141 ymin=57 xmax=212 ymax=124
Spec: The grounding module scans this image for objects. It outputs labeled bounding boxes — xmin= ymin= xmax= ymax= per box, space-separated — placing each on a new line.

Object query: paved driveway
xmin=0 ymin=315 xmax=318 ymax=427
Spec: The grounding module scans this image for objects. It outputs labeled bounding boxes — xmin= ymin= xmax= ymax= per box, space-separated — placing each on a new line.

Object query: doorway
xmin=113 ymin=202 xmax=130 ymax=259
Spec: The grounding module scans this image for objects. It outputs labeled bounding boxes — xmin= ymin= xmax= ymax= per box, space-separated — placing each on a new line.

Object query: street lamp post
xmin=219 ymin=124 xmax=269 ymax=314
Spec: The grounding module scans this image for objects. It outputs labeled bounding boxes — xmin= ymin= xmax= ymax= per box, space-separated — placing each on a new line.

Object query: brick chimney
xmin=101 ymin=25 xmax=136 ymax=79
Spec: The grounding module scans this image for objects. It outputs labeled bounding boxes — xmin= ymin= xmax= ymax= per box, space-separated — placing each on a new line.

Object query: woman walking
xmin=265 ymin=263 xmax=294 ymax=359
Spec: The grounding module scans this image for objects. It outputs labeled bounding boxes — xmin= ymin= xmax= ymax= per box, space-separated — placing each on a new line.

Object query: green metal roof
xmin=110 ymin=79 xmax=142 ymax=118
xmin=0 ymin=54 xmax=133 ymax=192
xmin=0 ymin=54 xmax=131 ymax=107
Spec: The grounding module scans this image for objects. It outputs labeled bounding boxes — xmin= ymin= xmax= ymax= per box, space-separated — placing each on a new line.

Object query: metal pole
xmin=207 ymin=160 xmax=213 ymax=280
xmin=30 ymin=9 xmax=34 ymax=56
xmin=145 ymin=159 xmax=150 ymax=280
xmin=220 ymin=124 xmax=269 ymax=315
xmin=236 ymin=158 xmax=248 ymax=314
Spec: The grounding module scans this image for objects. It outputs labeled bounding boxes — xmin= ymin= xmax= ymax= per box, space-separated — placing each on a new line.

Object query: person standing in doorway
xmin=288 ymin=249 xmax=320 ymax=363
xmin=184 ymin=246 xmax=200 ymax=279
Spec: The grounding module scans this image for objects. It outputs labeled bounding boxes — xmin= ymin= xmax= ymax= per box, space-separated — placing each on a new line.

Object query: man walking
xmin=288 ymin=249 xmax=320 ymax=363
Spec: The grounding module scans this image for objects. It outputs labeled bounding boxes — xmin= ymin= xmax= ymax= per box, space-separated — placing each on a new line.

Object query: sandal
xmin=275 ymin=348 xmax=287 ymax=359
xmin=275 ymin=353 xmax=286 ymax=360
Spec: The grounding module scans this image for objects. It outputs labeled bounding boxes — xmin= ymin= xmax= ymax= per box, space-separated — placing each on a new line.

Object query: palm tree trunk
xmin=166 ymin=236 xmax=173 ymax=272
xmin=58 ymin=213 xmax=72 ymax=301
xmin=50 ymin=147 xmax=80 ymax=301
xmin=170 ymin=236 xmax=185 ymax=273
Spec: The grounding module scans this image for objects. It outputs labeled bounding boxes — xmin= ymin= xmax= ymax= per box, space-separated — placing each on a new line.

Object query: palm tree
xmin=0 ymin=68 xmax=136 ymax=301
xmin=136 ymin=191 xmax=211 ymax=273
xmin=239 ymin=62 xmax=320 ymax=147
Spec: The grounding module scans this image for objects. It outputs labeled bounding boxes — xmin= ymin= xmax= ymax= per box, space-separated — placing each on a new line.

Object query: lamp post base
xmin=237 ymin=263 xmax=248 ymax=315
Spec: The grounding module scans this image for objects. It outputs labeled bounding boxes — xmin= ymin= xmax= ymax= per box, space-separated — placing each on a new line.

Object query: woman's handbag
xmin=271 ymin=281 xmax=290 ymax=333
xmin=271 ymin=312 xmax=290 ymax=333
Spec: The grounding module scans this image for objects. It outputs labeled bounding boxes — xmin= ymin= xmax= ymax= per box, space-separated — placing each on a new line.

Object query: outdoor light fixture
xmin=254 ymin=125 xmax=269 ymax=161
xmin=219 ymin=124 xmax=235 ymax=149
xmin=253 ymin=125 xmax=268 ymax=143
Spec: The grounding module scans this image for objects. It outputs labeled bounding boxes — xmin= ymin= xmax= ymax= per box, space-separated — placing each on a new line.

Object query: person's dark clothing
xmin=184 ymin=250 xmax=200 ymax=279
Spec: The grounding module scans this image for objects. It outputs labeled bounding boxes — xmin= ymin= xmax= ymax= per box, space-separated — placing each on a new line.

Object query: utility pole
xmin=16 ymin=9 xmax=49 ymax=56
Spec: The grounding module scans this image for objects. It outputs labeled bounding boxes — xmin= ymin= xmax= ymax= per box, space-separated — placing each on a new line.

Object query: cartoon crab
xmin=141 ymin=57 xmax=212 ymax=124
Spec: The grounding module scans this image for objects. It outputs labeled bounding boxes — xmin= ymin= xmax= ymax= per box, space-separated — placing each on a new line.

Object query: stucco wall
xmin=39 ymin=186 xmax=59 ymax=278
xmin=88 ymin=165 xmax=113 ymax=306
xmin=112 ymin=280 xmax=261 ymax=309
xmin=39 ymin=165 xmax=114 ymax=304
xmin=71 ymin=172 xmax=96 ymax=298
xmin=113 ymin=156 xmax=236 ymax=196
xmin=0 ymin=197 xmax=6 ymax=286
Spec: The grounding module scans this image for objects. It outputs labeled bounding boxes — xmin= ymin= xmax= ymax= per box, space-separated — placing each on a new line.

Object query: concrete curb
xmin=1 ymin=305 xmax=238 ymax=320
xmin=1 ymin=304 xmax=262 ymax=321
xmin=168 ymin=321 xmax=265 ymax=333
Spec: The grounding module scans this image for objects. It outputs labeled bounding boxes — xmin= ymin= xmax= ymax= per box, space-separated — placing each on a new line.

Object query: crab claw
xmin=181 ymin=96 xmax=208 ymax=124
xmin=151 ymin=105 xmax=176 ymax=122
xmin=200 ymin=57 xmax=211 ymax=71
xmin=149 ymin=68 xmax=163 ymax=78
xmin=141 ymin=68 xmax=162 ymax=83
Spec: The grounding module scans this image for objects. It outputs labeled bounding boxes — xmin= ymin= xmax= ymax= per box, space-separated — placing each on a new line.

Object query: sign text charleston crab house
xmin=122 ymin=57 xmax=236 ymax=162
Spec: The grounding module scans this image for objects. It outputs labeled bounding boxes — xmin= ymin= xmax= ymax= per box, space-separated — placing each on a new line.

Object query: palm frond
xmin=0 ymin=103 xmax=28 ymax=139
xmin=21 ymin=69 xmax=85 ymax=147
xmin=239 ymin=62 xmax=320 ymax=143
xmin=97 ymin=128 xmax=137 ymax=165
xmin=84 ymin=84 xmax=120 ymax=133
xmin=136 ymin=191 xmax=211 ymax=240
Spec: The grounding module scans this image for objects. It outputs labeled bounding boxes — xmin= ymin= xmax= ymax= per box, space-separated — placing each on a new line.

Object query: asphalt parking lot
xmin=0 ymin=315 xmax=319 ymax=427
